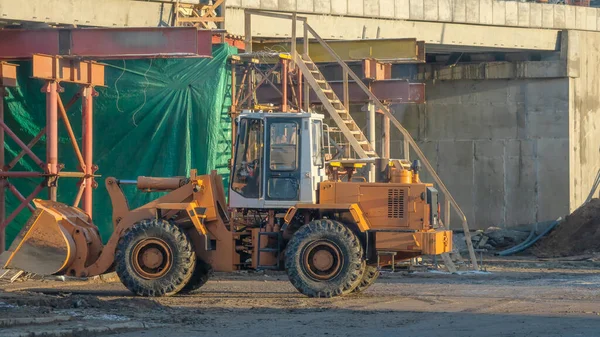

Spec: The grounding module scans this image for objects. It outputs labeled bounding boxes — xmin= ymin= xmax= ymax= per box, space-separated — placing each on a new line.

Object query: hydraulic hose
xmin=496 ymin=226 xmax=536 ymax=256
xmin=495 ymin=219 xmax=555 ymax=256
xmin=497 ymin=218 xmax=562 ymax=256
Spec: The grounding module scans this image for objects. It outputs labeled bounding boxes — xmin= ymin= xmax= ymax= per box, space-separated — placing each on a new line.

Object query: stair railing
xmin=243 ymin=9 xmax=479 ymax=270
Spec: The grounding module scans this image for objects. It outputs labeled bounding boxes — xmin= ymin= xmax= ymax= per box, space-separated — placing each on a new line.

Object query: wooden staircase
xmin=294 ymin=52 xmax=378 ymax=160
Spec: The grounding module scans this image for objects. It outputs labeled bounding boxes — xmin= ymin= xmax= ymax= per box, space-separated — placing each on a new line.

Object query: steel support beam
xmin=256 ymin=80 xmax=425 ymax=105
xmin=253 ymin=39 xmax=425 ymax=63
xmin=0 ymin=28 xmax=213 ymax=60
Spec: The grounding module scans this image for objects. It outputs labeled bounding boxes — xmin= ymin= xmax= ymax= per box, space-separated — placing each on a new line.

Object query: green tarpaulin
xmin=4 ymin=44 xmax=236 ymax=246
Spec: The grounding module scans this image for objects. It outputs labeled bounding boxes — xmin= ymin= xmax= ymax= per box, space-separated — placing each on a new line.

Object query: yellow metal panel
xmin=253 ymin=39 xmax=424 ymax=63
xmin=328 ymin=161 xmax=365 ymax=168
xmin=348 ymin=204 xmax=371 ymax=232
xmin=417 ymin=230 xmax=453 ymax=255
xmin=335 ymin=183 xmax=360 ymax=204
xmin=319 ymin=182 xmax=336 ymax=204
xmin=375 ymin=232 xmax=418 ymax=251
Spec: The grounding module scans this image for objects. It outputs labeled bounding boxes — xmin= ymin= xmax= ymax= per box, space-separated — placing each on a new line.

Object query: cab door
xmin=265 ymin=118 xmax=301 ymax=201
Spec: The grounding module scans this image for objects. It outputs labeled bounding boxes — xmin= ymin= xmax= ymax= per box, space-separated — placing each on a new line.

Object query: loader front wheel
xmin=179 ymin=258 xmax=213 ymax=294
xmin=285 ymin=219 xmax=364 ymax=298
xmin=116 ymin=219 xmax=196 ymax=297
xmin=352 ymin=265 xmax=379 ymax=293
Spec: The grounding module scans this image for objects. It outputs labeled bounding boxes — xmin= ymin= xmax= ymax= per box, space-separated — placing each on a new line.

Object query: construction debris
xmin=453 ymin=227 xmax=530 ymax=253
xmin=533 ymin=198 xmax=600 ymax=257
xmin=483 ymin=227 xmax=529 ymax=248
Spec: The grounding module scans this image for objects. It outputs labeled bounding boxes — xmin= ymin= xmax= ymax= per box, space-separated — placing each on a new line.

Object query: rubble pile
xmin=453 ymin=227 xmax=530 ymax=253
xmin=533 ymin=198 xmax=600 ymax=257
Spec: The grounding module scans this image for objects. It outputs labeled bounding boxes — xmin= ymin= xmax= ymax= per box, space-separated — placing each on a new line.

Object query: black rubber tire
xmin=115 ymin=219 xmax=196 ymax=297
xmin=179 ymin=258 xmax=213 ymax=294
xmin=352 ymin=265 xmax=380 ymax=293
xmin=284 ymin=219 xmax=364 ymax=298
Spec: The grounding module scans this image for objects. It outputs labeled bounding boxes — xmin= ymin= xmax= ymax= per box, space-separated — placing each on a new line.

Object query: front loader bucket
xmin=0 ymin=199 xmax=102 ymax=276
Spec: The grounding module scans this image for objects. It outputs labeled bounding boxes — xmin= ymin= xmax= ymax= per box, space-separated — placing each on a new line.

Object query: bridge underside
xmin=0 ymin=0 xmax=561 ymax=53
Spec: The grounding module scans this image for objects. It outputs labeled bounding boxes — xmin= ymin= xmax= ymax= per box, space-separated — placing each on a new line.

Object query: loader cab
xmin=230 ymin=111 xmax=326 ymax=209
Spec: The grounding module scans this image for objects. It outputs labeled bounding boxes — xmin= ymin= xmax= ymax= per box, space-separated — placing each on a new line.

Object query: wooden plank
xmin=440 ymin=253 xmax=458 ymax=273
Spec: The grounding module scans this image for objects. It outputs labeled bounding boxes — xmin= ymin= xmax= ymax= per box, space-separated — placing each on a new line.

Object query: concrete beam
xmin=416 ymin=61 xmax=568 ymax=80
xmin=0 ymin=0 xmax=174 ymax=27
xmin=233 ymin=8 xmax=560 ymax=51
xmin=228 ymin=0 xmax=600 ymax=32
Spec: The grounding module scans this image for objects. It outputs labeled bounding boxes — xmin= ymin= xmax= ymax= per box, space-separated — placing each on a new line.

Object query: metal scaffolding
xmin=0 ymin=26 xmax=217 ymax=254
xmin=0 ymin=56 xmax=104 ymax=253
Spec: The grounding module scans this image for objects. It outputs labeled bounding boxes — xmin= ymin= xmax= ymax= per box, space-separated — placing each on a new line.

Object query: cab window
xmin=269 ymin=122 xmax=298 ymax=171
xmin=232 ymin=118 xmax=263 ymax=198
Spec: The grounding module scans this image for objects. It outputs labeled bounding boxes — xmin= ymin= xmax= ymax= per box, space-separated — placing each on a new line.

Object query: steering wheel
xmin=239 ymin=159 xmax=260 ymax=179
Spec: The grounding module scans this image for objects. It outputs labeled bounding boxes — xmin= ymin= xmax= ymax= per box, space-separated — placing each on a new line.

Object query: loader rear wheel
xmin=285 ymin=219 xmax=364 ymax=298
xmin=116 ymin=219 xmax=196 ymax=297
xmin=352 ymin=265 xmax=379 ymax=293
xmin=179 ymin=258 xmax=213 ymax=294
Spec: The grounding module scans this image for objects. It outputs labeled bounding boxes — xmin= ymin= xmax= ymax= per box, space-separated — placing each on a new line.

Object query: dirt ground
xmin=1 ymin=256 xmax=600 ymax=337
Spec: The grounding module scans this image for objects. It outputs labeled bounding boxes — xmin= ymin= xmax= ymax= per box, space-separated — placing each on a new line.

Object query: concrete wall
xmin=228 ymin=0 xmax=600 ymax=32
xmin=385 ymin=78 xmax=570 ymax=229
xmin=568 ymin=30 xmax=600 ymax=212
xmin=0 ymin=0 xmax=175 ymax=27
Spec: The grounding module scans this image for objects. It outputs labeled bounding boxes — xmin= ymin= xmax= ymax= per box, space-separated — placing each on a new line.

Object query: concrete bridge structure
xmin=0 ymin=0 xmax=598 ymax=229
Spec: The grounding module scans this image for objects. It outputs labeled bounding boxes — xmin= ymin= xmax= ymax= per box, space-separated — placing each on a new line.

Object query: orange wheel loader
xmin=0 ymin=111 xmax=452 ymax=298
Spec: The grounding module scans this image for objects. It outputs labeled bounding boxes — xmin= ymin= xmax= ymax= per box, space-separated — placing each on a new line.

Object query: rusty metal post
xmin=367 ymin=101 xmax=376 ymax=182
xmin=82 ymin=86 xmax=95 ymax=217
xmin=0 ymin=87 xmax=5 ymax=253
xmin=282 ymin=59 xmax=288 ymax=112
xmin=303 ymin=23 xmax=309 ymax=111
xmin=230 ymin=60 xmax=238 ymax=161
xmin=44 ymin=81 xmax=59 ymax=201
xmin=291 ymin=13 xmax=297 ymax=68
xmin=343 ymin=68 xmax=349 ymax=111
xmin=381 ymin=115 xmax=390 ymax=159
xmin=444 ymin=199 xmax=451 ymax=228
xmin=297 ymin=68 xmax=303 ymax=111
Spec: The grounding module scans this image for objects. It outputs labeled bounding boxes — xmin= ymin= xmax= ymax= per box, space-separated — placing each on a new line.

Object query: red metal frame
xmin=0 ymin=57 xmax=104 ymax=253
xmin=0 ymin=26 xmax=224 ymax=253
xmin=0 ymin=62 xmax=17 ymax=252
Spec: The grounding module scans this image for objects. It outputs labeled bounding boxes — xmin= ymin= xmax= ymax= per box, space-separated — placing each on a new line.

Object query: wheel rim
xmin=302 ymin=240 xmax=343 ymax=281
xmin=131 ymin=238 xmax=172 ymax=279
